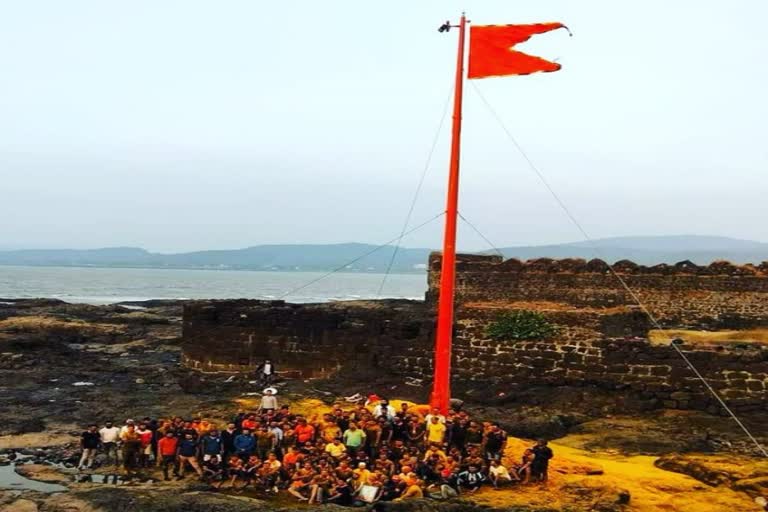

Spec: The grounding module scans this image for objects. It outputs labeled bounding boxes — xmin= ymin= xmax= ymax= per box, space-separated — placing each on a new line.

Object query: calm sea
xmin=0 ymin=265 xmax=427 ymax=305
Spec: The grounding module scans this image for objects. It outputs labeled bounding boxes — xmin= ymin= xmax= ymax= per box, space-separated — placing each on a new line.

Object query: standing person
xmin=372 ymin=399 xmax=395 ymax=422
xmin=269 ymin=421 xmax=284 ymax=458
xmin=136 ymin=423 xmax=153 ymax=467
xmin=260 ymin=388 xmax=278 ymax=413
xmin=78 ymin=424 xmax=100 ymax=470
xmin=426 ymin=416 xmax=447 ymax=447
xmin=157 ymin=431 xmax=179 ymax=481
xmin=234 ymin=428 xmax=256 ymax=460
xmin=177 ymin=433 xmax=203 ymax=479
xmin=220 ymin=423 xmax=238 ymax=461
xmin=120 ymin=424 xmax=142 ymax=474
xmin=483 ymin=424 xmax=508 ymax=462
xmin=531 ymin=440 xmax=553 ymax=482
xmin=99 ymin=421 xmax=120 ymax=466
xmin=256 ymin=426 xmax=276 ymax=460
xmin=201 ymin=429 xmax=223 ymax=462
xmin=342 ymin=423 xmax=366 ymax=456
xmin=257 ymin=359 xmax=276 ymax=386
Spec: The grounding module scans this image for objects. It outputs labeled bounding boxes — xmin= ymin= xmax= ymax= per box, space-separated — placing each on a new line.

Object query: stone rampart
xmin=428 ymin=254 xmax=768 ymax=328
xmin=182 ymin=299 xmax=432 ymax=377
xmin=182 ymin=254 xmax=768 ymax=413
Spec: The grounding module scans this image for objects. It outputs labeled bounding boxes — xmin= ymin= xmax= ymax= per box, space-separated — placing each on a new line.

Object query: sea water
xmin=0 ymin=265 xmax=427 ymax=305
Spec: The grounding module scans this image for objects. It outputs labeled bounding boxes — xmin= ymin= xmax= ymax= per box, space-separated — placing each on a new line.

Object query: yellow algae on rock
xmin=474 ymin=436 xmax=761 ymax=511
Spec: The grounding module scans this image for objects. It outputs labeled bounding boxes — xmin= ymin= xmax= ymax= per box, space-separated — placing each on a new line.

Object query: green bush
xmin=486 ymin=310 xmax=558 ymax=341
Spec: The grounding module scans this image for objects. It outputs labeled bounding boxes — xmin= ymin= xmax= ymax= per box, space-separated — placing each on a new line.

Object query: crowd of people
xmin=79 ymin=387 xmax=553 ymax=505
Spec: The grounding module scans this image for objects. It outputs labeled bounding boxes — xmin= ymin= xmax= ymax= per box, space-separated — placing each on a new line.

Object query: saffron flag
xmin=468 ymin=23 xmax=568 ymax=79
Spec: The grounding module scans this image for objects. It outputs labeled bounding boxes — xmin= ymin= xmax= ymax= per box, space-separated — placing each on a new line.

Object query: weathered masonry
xmin=182 ymin=254 xmax=768 ymax=412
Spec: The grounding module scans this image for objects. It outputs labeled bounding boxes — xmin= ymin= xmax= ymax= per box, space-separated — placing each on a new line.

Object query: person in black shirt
xmin=457 ymin=464 xmax=486 ymax=493
xmin=531 ymin=439 xmax=554 ymax=482
xmin=326 ymin=478 xmax=354 ymax=505
xmin=447 ymin=419 xmax=468 ymax=451
xmin=78 ymin=424 xmax=100 ymax=470
xmin=483 ymin=424 xmax=508 ymax=462
xmin=177 ymin=433 xmax=203 ymax=478
xmin=220 ymin=422 xmax=237 ymax=462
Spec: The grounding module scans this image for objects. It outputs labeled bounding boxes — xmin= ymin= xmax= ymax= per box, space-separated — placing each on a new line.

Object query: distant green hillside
xmin=0 ymin=236 xmax=766 ymax=272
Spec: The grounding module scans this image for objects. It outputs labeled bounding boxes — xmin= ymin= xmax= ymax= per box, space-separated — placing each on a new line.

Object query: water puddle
xmin=0 ymin=464 xmax=68 ymax=493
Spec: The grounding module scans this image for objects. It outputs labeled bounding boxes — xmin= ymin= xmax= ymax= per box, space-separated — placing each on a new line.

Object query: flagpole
xmin=431 ymin=13 xmax=466 ymax=414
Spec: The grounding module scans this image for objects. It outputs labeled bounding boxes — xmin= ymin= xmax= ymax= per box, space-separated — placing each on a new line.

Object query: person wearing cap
xmin=260 ymin=388 xmax=278 ymax=412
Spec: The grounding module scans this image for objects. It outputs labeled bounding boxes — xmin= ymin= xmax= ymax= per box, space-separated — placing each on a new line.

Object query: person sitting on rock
xmin=531 ymin=439 xmax=553 ymax=482
xmin=489 ymin=459 xmax=518 ymax=489
xmin=203 ymin=454 xmax=224 ymax=486
xmin=256 ymin=359 xmax=276 ymax=386
xmin=78 ymin=424 xmax=100 ymax=470
xmin=516 ymin=448 xmax=535 ymax=484
xmin=456 ymin=464 xmax=486 ymax=493
xmin=393 ymin=477 xmax=424 ymax=501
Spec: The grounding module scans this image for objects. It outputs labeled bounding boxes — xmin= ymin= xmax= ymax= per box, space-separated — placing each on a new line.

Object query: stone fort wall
xmin=182 ymin=254 xmax=768 ymax=413
xmin=427 ymin=253 xmax=768 ymax=328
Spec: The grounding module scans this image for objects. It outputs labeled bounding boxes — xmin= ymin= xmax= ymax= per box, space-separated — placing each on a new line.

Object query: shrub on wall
xmin=486 ymin=310 xmax=558 ymax=341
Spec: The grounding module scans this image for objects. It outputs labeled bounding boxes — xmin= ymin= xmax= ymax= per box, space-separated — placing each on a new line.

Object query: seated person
xmin=489 ymin=459 xmax=518 ymax=489
xmin=456 ymin=464 xmax=486 ymax=493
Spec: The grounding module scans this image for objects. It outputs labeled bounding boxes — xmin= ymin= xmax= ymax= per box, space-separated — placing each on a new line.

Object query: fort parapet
xmin=428 ymin=253 xmax=768 ymax=328
xmin=182 ymin=254 xmax=768 ymax=413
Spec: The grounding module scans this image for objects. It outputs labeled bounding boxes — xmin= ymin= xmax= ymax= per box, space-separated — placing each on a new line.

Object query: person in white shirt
xmin=372 ymin=399 xmax=396 ymax=421
xmin=260 ymin=388 xmax=278 ymax=411
xmin=489 ymin=459 xmax=518 ymax=489
xmin=99 ymin=421 xmax=121 ymax=466
xmin=425 ymin=407 xmax=446 ymax=425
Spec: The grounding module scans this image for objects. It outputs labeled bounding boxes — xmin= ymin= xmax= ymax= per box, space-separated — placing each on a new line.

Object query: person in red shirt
xmin=136 ymin=423 xmax=154 ymax=468
xmin=242 ymin=414 xmax=258 ymax=431
xmin=295 ymin=419 xmax=315 ymax=445
xmin=157 ymin=431 xmax=179 ymax=481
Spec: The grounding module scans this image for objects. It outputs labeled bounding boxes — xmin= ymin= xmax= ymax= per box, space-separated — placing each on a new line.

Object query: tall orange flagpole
xmin=431 ymin=13 xmax=466 ymax=414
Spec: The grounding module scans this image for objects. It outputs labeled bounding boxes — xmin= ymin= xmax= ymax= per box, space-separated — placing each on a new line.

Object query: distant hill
xmin=494 ymin=235 xmax=768 ymax=266
xmin=0 ymin=236 xmax=766 ymax=272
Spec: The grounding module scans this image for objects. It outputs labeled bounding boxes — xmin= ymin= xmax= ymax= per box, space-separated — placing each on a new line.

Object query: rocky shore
xmin=1 ymin=298 xmax=767 ymax=511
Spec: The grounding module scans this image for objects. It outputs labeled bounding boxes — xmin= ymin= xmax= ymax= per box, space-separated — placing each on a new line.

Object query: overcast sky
xmin=1 ymin=1 xmax=766 ymax=253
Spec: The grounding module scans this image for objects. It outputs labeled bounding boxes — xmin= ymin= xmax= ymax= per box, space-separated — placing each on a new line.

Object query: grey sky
xmin=1 ymin=1 xmax=766 ymax=252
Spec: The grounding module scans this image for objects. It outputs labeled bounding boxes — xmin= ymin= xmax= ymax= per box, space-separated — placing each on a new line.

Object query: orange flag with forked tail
xmin=468 ymin=23 xmax=568 ymax=79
